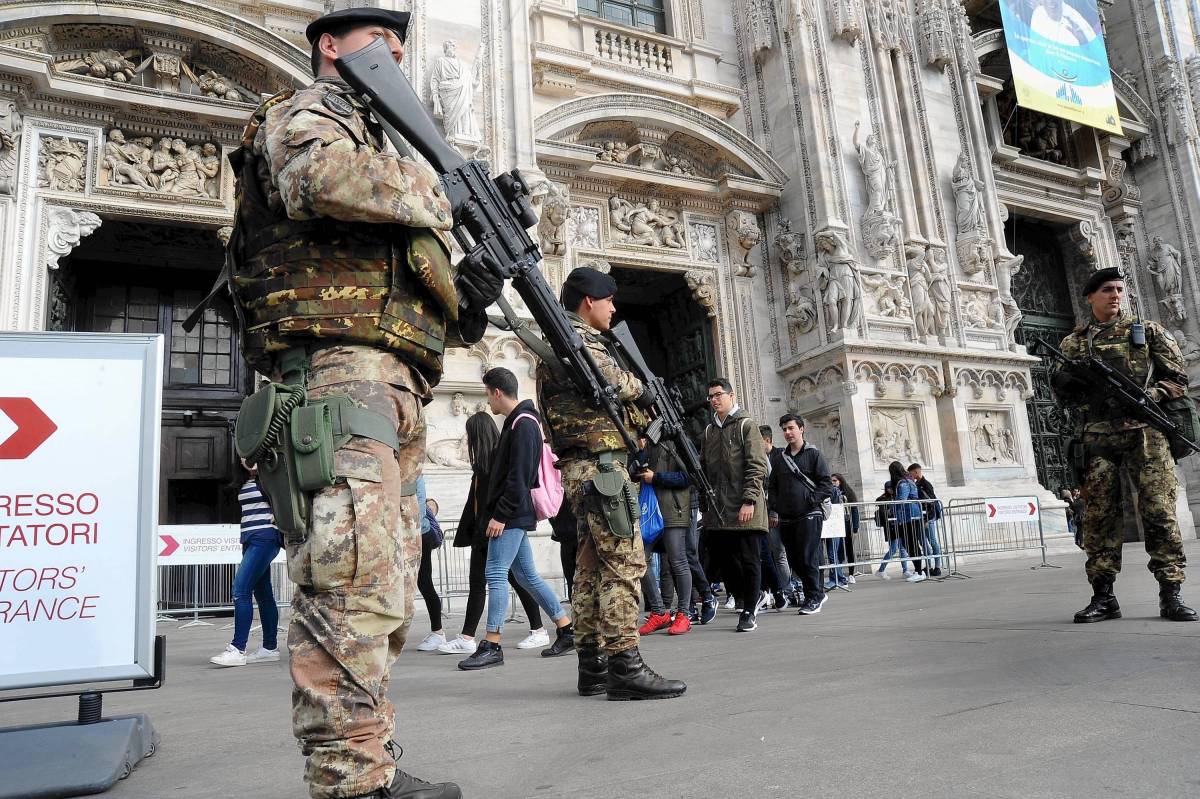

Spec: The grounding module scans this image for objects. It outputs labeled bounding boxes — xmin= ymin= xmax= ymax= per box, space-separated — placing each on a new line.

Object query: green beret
xmin=305 ymin=8 xmax=411 ymax=45
xmin=564 ymin=267 xmax=618 ymax=300
xmin=1082 ymin=267 xmax=1124 ymax=296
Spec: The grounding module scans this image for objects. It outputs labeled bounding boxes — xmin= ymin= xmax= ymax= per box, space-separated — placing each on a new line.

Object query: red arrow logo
xmin=159 ymin=535 xmax=179 ymax=557
xmin=1028 ymin=502 xmax=1037 ymax=516
xmin=987 ymin=503 xmax=997 ymax=518
xmin=0 ymin=398 xmax=58 ymax=459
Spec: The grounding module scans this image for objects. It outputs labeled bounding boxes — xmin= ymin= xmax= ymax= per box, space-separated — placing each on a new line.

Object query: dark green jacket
xmin=643 ymin=441 xmax=691 ymax=529
xmin=701 ymin=408 xmax=769 ymax=532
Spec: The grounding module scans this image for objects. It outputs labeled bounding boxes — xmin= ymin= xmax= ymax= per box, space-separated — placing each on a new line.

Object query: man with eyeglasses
xmin=700 ymin=379 xmax=770 ymax=631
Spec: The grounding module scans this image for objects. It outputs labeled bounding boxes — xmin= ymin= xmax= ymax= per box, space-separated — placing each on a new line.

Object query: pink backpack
xmin=513 ymin=412 xmax=564 ymax=521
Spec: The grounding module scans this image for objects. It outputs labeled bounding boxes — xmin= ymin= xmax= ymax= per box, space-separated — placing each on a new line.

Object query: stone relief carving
xmin=857 ymin=361 xmax=945 ymax=398
xmin=98 ymin=130 xmax=221 ymax=198
xmin=951 ymin=152 xmax=985 ymax=236
xmin=994 ymin=251 xmax=1026 ymax=342
xmin=684 ymin=270 xmax=717 ymax=318
xmin=1068 ymin=220 xmax=1097 ymax=265
xmin=577 ymin=257 xmax=611 ymax=274
xmin=216 ymin=226 xmax=233 ymax=247
xmin=608 ymin=196 xmax=685 ymax=249
xmin=38 ymin=136 xmax=88 ymax=193
xmin=869 ymin=406 xmax=922 ymax=467
xmin=969 ymin=409 xmax=1019 ymax=466
xmin=196 ymin=69 xmax=242 ymax=102
xmin=1147 ymin=237 xmax=1186 ymax=324
xmin=44 ymin=207 xmax=102 ymax=270
xmin=790 ymin=365 xmax=848 ymax=407
xmin=567 ymin=206 xmax=600 ymax=249
xmin=957 ymin=238 xmax=991 ymax=279
xmin=954 ymin=368 xmax=1032 ymax=401
xmin=786 ymin=286 xmax=819 ymax=337
xmin=825 ymin=414 xmax=845 ymax=462
xmin=917 ymin=0 xmax=953 ymax=69
xmin=0 ymin=100 xmax=21 ymax=195
xmin=1154 ymin=56 xmax=1196 ymax=146
xmin=689 ymin=222 xmax=720 ymax=264
xmin=430 ymin=40 xmax=482 ymax=143
xmin=861 ymin=272 xmax=910 ymax=319
xmin=774 ymin=219 xmax=806 ymax=267
xmin=450 ymin=392 xmax=469 ymax=416
xmin=866 ymin=0 xmax=902 ymax=52
xmin=853 ymin=123 xmax=899 ymax=260
xmin=726 ymin=211 xmax=761 ymax=277
xmin=906 ymin=244 xmax=937 ymax=337
xmin=962 ymin=289 xmax=1002 ymax=330
xmin=815 ymin=229 xmax=862 ymax=334
xmin=828 ymin=0 xmax=865 ymax=43
xmin=427 ymin=435 xmax=470 ymax=469
xmin=537 ymin=182 xmax=569 ymax=256
xmin=1171 ymin=329 xmax=1200 ymax=363
xmin=1101 ymin=155 xmax=1140 ymax=207
xmin=596 ymin=141 xmax=634 ymax=163
xmin=61 ymin=49 xmax=137 ymax=82
xmin=747 ymin=0 xmax=775 ymax=59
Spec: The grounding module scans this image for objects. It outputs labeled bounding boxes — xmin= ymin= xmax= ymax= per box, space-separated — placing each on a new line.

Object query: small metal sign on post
xmin=0 ymin=332 xmax=166 ymax=799
xmin=984 ymin=497 xmax=1041 ymax=525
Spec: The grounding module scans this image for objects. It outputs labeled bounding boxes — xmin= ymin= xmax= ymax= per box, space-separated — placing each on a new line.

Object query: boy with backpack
xmin=457 ymin=367 xmax=575 ymax=671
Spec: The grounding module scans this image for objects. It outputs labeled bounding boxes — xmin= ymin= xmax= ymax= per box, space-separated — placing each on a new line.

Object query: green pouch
xmin=235 ymin=382 xmax=309 ymax=543
xmin=235 ymin=383 xmax=278 ymax=460
xmin=1160 ymin=396 xmax=1200 ymax=461
xmin=588 ymin=467 xmax=637 ymax=539
xmin=291 ymin=402 xmax=337 ymax=492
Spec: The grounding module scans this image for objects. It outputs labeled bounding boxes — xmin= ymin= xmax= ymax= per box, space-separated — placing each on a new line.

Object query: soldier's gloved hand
xmin=634 ymin=390 xmax=657 ymax=411
xmin=1051 ymin=369 xmax=1089 ymax=398
xmin=455 ymin=251 xmax=504 ymax=311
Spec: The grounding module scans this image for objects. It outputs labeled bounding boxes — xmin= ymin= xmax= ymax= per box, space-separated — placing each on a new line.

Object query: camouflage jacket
xmin=229 ymin=77 xmax=483 ymax=387
xmin=537 ymin=313 xmax=645 ymax=456
xmin=1059 ymin=311 xmax=1188 ymax=433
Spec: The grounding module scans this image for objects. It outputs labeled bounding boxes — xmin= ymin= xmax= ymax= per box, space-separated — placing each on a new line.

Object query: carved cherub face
xmin=171 ymin=139 xmax=187 ymax=155
xmin=443 ymin=41 xmax=456 ymax=57
xmin=202 ymin=143 xmax=218 ymax=157
xmin=108 ymin=130 xmax=126 ymax=144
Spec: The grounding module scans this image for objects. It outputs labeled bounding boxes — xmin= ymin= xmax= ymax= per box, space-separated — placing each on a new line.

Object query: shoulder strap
xmin=512 ymin=412 xmax=546 ymax=443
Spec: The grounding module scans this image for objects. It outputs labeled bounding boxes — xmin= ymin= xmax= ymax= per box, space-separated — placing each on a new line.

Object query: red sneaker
xmin=668 ymin=612 xmax=692 ymax=635
xmin=638 ymin=612 xmax=672 ymax=635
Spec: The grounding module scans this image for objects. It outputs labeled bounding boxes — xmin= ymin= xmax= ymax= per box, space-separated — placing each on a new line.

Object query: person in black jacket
xmin=458 ymin=368 xmax=574 ymax=671
xmin=767 ymin=414 xmax=834 ymax=615
xmin=908 ymin=463 xmax=943 ymax=577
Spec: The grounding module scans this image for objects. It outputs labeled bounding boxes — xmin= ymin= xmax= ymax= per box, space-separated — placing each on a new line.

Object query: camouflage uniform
xmin=230 ymin=78 xmax=478 ymax=798
xmin=537 ymin=313 xmax=646 ymax=655
xmin=1059 ymin=312 xmax=1188 ymax=586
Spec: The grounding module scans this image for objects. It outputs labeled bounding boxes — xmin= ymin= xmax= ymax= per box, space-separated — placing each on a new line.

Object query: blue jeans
xmin=231 ymin=539 xmax=280 ymax=651
xmin=485 ymin=527 xmax=565 ymax=634
xmin=924 ymin=520 xmax=943 ymax=570
xmin=824 ymin=538 xmax=846 ymax=586
xmin=879 ymin=538 xmax=912 ymax=574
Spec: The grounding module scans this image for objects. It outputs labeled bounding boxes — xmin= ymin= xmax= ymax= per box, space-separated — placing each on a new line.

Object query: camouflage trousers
xmin=1080 ymin=427 xmax=1186 ymax=586
xmin=560 ymin=456 xmax=646 ymax=655
xmin=286 ymin=377 xmax=425 ymax=799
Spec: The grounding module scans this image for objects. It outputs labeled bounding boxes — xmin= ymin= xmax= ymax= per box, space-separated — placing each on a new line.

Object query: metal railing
xmin=941 ymin=497 xmax=1060 ymax=575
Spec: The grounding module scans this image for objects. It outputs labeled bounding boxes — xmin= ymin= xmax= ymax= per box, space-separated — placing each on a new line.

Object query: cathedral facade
xmin=1 ymin=0 xmax=1198 ymax=537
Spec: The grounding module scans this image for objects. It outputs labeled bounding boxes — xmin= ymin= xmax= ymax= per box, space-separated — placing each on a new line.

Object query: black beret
xmin=564 ymin=267 xmax=618 ymax=300
xmin=305 ymin=8 xmax=411 ymax=45
xmin=1082 ymin=267 xmax=1124 ymax=296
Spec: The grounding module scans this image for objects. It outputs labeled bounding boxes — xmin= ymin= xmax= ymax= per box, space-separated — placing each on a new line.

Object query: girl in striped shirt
xmin=211 ymin=460 xmax=283 ymax=667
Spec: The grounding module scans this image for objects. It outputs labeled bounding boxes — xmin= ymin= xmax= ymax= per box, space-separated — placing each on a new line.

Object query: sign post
xmin=0 ymin=332 xmax=164 ymax=799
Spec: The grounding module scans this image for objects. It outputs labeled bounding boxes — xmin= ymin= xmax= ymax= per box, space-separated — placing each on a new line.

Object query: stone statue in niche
xmin=994 ymin=251 xmax=1025 ymax=341
xmin=1147 ymin=237 xmax=1186 ymax=323
xmin=926 ymin=247 xmax=953 ymax=336
xmin=906 ymin=244 xmax=937 ymax=336
xmin=951 ymin=152 xmax=985 ymax=235
xmin=608 ymin=196 xmax=684 ymax=248
xmin=814 ymin=229 xmax=862 ymax=334
xmin=430 ymin=40 xmax=482 ymax=142
xmin=785 ymin=286 xmax=819 ymax=336
xmin=538 ymin=183 xmax=570 ymax=256
xmin=38 ymin=136 xmax=88 ymax=193
xmin=0 ymin=100 xmax=23 ymax=196
xmin=726 ymin=210 xmax=761 ymax=277
xmin=853 ymin=122 xmax=893 ymax=215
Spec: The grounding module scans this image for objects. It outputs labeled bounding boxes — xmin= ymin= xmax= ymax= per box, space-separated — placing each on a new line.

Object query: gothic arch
xmin=534 ymin=93 xmax=788 ymax=187
xmin=0 ymin=0 xmax=310 ymax=90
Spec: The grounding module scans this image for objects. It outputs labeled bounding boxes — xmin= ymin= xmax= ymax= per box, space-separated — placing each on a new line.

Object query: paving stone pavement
xmin=4 ymin=542 xmax=1199 ymax=799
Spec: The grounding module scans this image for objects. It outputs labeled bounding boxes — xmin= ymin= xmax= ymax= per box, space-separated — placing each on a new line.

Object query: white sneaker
xmin=210 ymin=644 xmax=246 ymax=667
xmin=847 ymin=575 xmax=857 ymax=585
xmin=246 ymin=647 xmax=280 ymax=664
xmin=723 ymin=596 xmax=736 ymax=610
xmin=516 ymin=629 xmax=550 ymax=649
xmin=753 ymin=591 xmax=769 ymax=614
xmin=905 ymin=572 xmax=927 ymax=583
xmin=436 ymin=635 xmax=477 ymax=654
xmin=416 ymin=631 xmax=447 ymax=652
xmin=876 ymin=569 xmax=891 ymax=580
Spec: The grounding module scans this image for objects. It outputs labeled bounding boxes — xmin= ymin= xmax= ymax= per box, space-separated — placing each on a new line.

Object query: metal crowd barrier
xmin=941 ymin=497 xmax=1059 ymax=575
xmin=810 ymin=498 xmax=951 ymax=584
xmin=156 ymin=562 xmax=294 ymax=628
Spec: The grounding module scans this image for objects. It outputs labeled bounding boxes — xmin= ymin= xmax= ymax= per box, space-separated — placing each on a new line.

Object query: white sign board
xmin=0 ymin=333 xmax=161 ymax=691
xmin=821 ymin=504 xmax=846 ymax=539
xmin=158 ymin=524 xmax=284 ymax=566
xmin=985 ymin=496 xmax=1040 ymax=524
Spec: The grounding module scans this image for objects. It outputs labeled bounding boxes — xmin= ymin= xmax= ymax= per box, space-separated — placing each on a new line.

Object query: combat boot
xmin=364 ymin=742 xmax=461 ymax=799
xmin=605 ymin=646 xmax=686 ymax=701
xmin=1159 ymin=583 xmax=1199 ymax=622
xmin=1073 ymin=576 xmax=1121 ymax=623
xmin=577 ymin=643 xmax=608 ymax=696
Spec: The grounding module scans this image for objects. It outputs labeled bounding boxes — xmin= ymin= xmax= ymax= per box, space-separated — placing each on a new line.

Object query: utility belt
xmin=578 ymin=450 xmax=638 ymax=539
xmin=234 ymin=346 xmax=408 ymax=544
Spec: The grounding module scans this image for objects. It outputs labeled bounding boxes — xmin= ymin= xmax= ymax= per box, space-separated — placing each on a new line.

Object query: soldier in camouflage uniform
xmin=224 ymin=9 xmax=501 ymax=799
xmin=1054 ymin=268 xmax=1198 ymax=624
xmin=536 ymin=267 xmax=686 ymax=700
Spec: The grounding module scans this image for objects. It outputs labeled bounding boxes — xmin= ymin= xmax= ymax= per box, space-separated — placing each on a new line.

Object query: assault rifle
xmin=335 ymin=40 xmax=717 ymax=508
xmin=1037 ymin=338 xmax=1200 ymax=458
